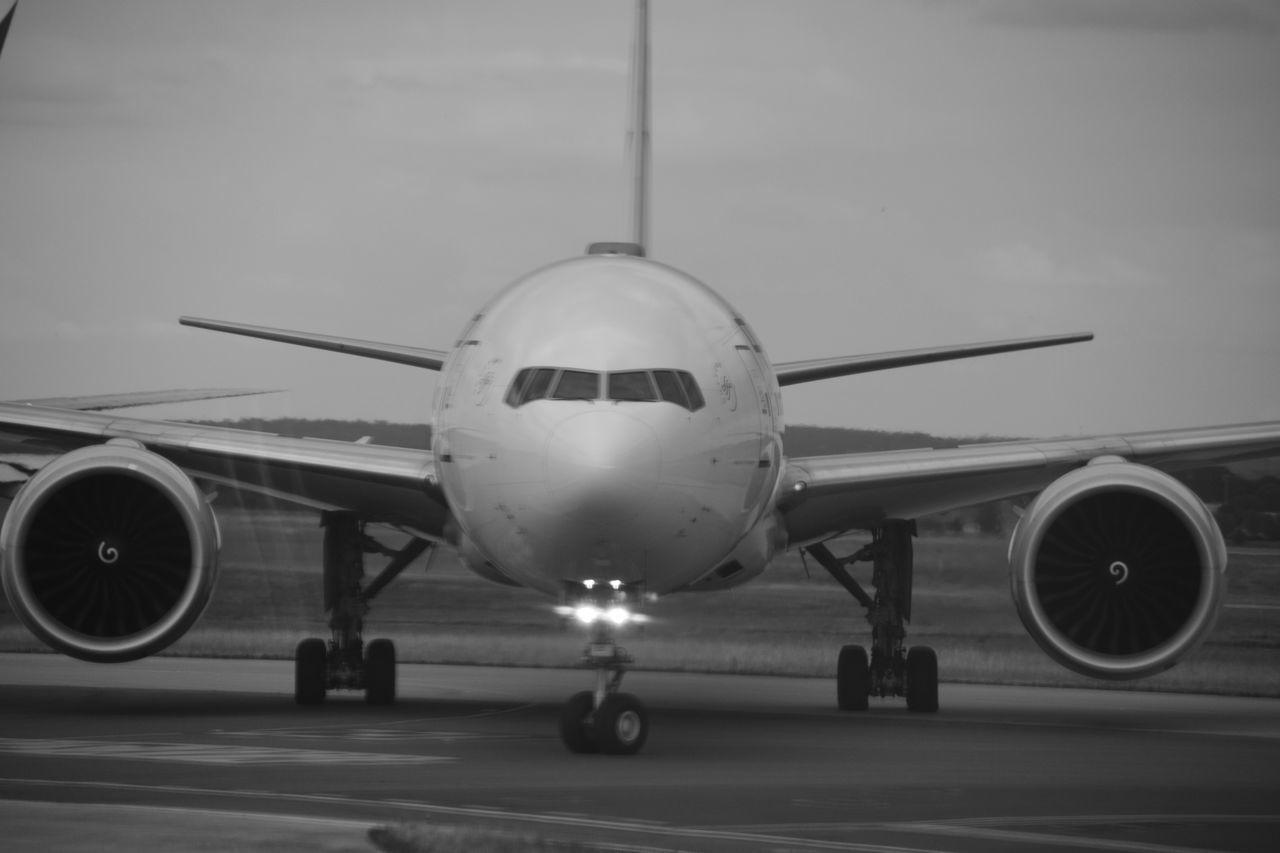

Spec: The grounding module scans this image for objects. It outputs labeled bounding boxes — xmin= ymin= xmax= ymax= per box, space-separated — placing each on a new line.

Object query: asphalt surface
xmin=1 ymin=653 xmax=1279 ymax=852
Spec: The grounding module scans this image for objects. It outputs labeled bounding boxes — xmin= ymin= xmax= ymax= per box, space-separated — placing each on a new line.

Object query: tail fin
xmin=625 ymin=0 xmax=651 ymax=254
xmin=1 ymin=3 xmax=18 ymax=60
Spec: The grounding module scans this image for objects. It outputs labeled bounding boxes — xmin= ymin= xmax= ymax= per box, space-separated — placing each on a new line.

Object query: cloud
xmin=976 ymin=0 xmax=1279 ymax=34
xmin=974 ymin=243 xmax=1158 ymax=290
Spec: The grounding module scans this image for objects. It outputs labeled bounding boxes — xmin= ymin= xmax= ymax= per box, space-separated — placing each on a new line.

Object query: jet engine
xmin=1008 ymin=457 xmax=1225 ymax=680
xmin=1 ymin=442 xmax=219 ymax=662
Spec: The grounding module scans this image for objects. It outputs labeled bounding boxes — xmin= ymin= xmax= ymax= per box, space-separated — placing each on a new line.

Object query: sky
xmin=1 ymin=0 xmax=1278 ymax=439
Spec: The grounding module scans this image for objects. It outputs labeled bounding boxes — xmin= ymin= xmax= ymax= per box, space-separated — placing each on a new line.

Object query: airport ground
xmin=3 ymin=654 xmax=1280 ymax=852
xmin=1 ymin=512 xmax=1279 ymax=850
xmin=5 ymin=510 xmax=1276 ymax=695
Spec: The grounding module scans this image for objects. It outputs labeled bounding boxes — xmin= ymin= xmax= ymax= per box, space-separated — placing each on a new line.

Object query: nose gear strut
xmin=558 ymin=580 xmax=649 ymax=755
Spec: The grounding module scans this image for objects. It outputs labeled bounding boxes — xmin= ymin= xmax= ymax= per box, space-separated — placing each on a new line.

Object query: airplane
xmin=3 ymin=0 xmax=1280 ymax=755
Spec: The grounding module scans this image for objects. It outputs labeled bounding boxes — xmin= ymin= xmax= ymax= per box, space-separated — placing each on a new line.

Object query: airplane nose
xmin=544 ymin=410 xmax=660 ymax=525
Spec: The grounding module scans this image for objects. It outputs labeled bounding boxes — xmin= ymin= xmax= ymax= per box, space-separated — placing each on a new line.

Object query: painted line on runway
xmin=896 ymin=822 xmax=1229 ymax=853
xmin=218 ymin=726 xmax=519 ymax=742
xmin=209 ymin=705 xmax=539 ymax=737
xmin=702 ymin=814 xmax=1280 ymax=853
xmin=7 ymin=799 xmax=376 ymax=833
xmin=0 ymin=778 xmax=962 ymax=853
xmin=930 ymin=813 xmax=1280 ymax=828
xmin=0 ymin=738 xmax=452 ymax=766
xmin=714 ymin=813 xmax=1280 ymax=833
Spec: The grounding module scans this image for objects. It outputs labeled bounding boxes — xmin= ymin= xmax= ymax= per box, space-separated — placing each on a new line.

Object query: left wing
xmin=779 ymin=420 xmax=1280 ymax=545
xmin=0 ymin=402 xmax=446 ymax=537
xmin=774 ymin=332 xmax=1093 ymax=386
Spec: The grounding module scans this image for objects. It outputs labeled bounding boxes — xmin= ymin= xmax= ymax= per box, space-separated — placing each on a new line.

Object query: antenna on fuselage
xmin=589 ymin=0 xmax=650 ymax=260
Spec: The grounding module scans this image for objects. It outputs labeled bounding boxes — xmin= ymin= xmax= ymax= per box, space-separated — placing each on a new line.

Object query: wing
xmin=180 ymin=316 xmax=450 ymax=371
xmin=12 ymin=388 xmax=279 ymax=412
xmin=779 ymin=420 xmax=1280 ymax=546
xmin=774 ymin=332 xmax=1093 ymax=386
xmin=0 ymin=402 xmax=447 ymax=538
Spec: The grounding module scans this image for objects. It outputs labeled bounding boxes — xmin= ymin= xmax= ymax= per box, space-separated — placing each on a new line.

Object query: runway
xmin=1 ymin=653 xmax=1278 ymax=852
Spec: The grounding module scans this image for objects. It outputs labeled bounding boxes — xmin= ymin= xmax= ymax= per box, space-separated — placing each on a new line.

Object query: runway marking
xmin=219 ymin=726 xmax=518 ymax=742
xmin=0 ymin=778 xmax=966 ymax=852
xmin=895 ymin=822 xmax=1230 ymax=853
xmin=0 ymin=738 xmax=452 ymax=766
xmin=704 ymin=814 xmax=1280 ymax=853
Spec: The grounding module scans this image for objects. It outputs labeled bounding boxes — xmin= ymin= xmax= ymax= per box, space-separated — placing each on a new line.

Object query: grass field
xmin=2 ymin=509 xmax=1278 ymax=697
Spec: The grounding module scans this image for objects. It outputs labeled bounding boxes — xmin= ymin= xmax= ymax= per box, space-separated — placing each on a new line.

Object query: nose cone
xmin=544 ymin=410 xmax=660 ymax=525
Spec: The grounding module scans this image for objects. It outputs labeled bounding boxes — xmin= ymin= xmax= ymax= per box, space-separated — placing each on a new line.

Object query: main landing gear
xmin=295 ymin=511 xmax=433 ymax=706
xmin=805 ymin=520 xmax=939 ymax=713
xmin=557 ymin=581 xmax=649 ymax=755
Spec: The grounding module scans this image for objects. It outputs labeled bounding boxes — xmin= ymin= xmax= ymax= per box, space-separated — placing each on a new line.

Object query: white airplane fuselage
xmin=432 ymin=253 xmax=786 ymax=597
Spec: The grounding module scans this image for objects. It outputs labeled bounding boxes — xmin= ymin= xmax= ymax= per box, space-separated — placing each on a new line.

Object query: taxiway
xmin=1 ymin=653 xmax=1278 ymax=852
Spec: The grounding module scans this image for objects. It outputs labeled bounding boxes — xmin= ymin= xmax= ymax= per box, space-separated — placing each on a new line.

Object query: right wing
xmin=180 ymin=316 xmax=451 ymax=371
xmin=0 ymin=402 xmax=447 ymax=538
xmin=13 ymin=388 xmax=278 ymax=412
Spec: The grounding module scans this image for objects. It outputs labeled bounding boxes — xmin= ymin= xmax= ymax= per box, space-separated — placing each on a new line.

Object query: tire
xmin=837 ymin=644 xmax=870 ymax=711
xmin=906 ymin=645 xmax=939 ymax=713
xmin=593 ymin=693 xmax=648 ymax=755
xmin=295 ymin=638 xmax=327 ymax=705
xmin=559 ymin=691 xmax=598 ymax=754
xmin=365 ymin=638 xmax=397 ymax=706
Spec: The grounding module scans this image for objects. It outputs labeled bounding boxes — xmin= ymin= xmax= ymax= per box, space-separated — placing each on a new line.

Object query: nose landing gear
xmin=557 ymin=581 xmax=649 ymax=755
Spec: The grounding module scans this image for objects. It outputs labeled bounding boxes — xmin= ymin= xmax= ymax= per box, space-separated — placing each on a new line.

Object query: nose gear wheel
xmin=557 ymin=582 xmax=650 ymax=754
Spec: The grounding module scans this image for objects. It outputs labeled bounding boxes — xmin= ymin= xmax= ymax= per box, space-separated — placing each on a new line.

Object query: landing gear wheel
xmin=365 ymin=638 xmax=396 ymax=705
xmin=559 ymin=690 xmax=598 ymax=754
xmin=905 ymin=645 xmax=938 ymax=712
xmin=295 ymin=638 xmax=327 ymax=705
xmin=593 ymin=692 xmax=648 ymax=755
xmin=837 ymin=644 xmax=870 ymax=711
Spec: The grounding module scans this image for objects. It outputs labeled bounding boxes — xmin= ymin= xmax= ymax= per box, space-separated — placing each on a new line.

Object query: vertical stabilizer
xmin=0 ymin=3 xmax=18 ymax=60
xmin=625 ymin=0 xmax=651 ymax=254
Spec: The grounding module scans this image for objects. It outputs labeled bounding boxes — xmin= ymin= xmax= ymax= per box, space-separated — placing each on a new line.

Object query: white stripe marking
xmin=0 ymin=738 xmax=451 ymax=766
xmin=0 ymin=778 xmax=959 ymax=852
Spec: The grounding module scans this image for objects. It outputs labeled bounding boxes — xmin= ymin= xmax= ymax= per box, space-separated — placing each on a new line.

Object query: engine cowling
xmin=1009 ymin=457 xmax=1225 ymax=680
xmin=1 ymin=442 xmax=219 ymax=662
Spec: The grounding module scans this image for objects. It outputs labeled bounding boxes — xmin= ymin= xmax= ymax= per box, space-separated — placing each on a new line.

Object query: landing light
xmin=555 ymin=604 xmax=647 ymax=626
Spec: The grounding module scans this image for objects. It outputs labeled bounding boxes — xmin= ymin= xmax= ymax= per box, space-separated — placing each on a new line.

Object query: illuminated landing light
xmin=555 ymin=604 xmax=647 ymax=626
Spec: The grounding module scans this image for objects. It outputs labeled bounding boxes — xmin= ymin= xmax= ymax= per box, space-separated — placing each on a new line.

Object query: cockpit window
xmin=608 ymin=371 xmax=658 ymax=402
xmin=678 ymin=372 xmax=705 ymax=410
xmin=505 ymin=367 xmax=558 ymax=407
xmin=652 ymin=370 xmax=684 ymax=405
xmin=552 ymin=370 xmax=600 ymax=400
xmin=505 ymin=367 xmax=704 ymax=411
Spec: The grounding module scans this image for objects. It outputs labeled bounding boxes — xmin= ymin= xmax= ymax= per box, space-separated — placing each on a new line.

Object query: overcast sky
xmin=1 ymin=0 xmax=1278 ymax=439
